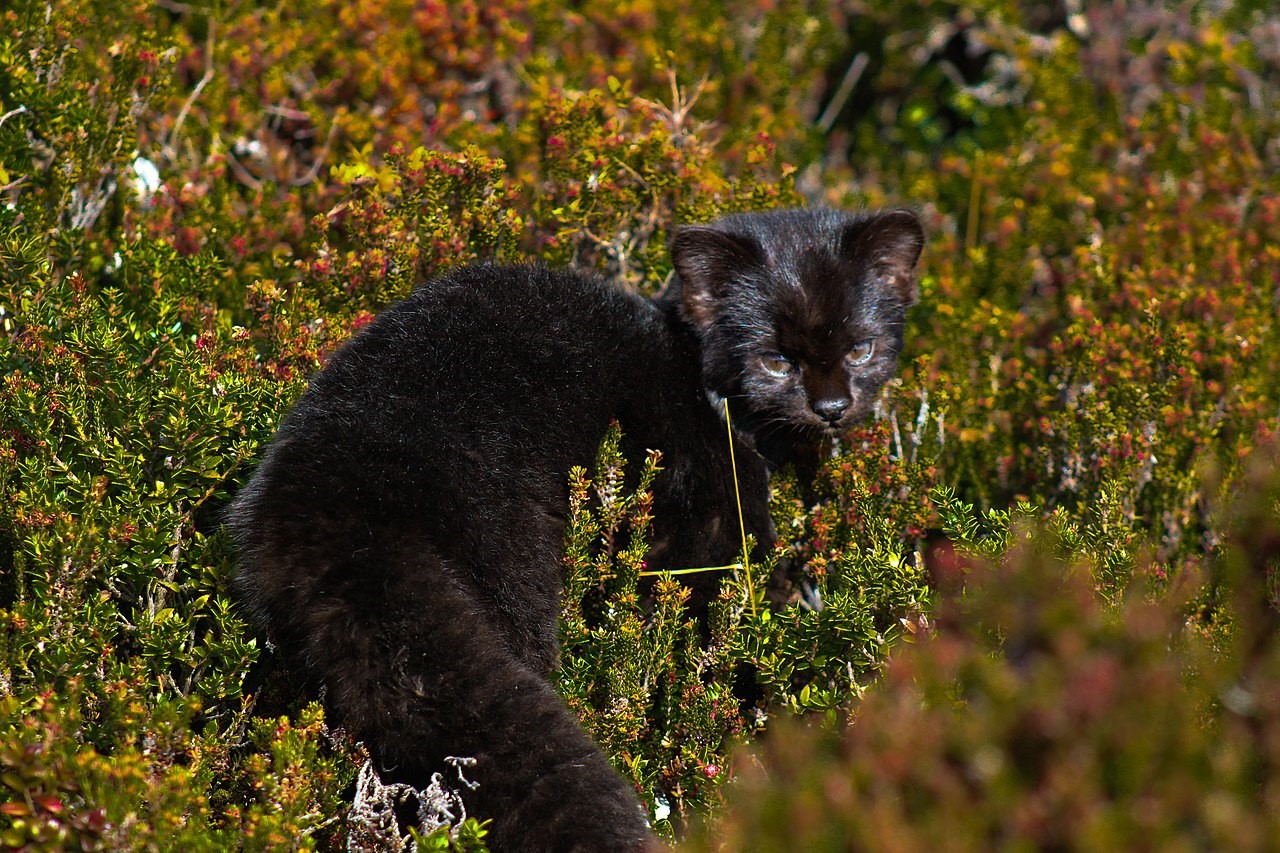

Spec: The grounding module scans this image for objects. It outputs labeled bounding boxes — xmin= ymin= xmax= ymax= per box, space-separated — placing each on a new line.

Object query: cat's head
xmin=670 ymin=207 xmax=923 ymax=439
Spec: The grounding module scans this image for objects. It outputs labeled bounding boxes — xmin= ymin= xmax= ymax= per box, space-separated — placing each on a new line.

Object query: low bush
xmin=679 ymin=442 xmax=1280 ymax=851
xmin=2 ymin=0 xmax=1279 ymax=849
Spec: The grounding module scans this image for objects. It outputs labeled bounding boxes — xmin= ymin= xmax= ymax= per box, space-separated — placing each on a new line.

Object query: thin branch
xmin=290 ymin=117 xmax=340 ymax=186
xmin=153 ymin=0 xmax=203 ymax=13
xmin=0 ymin=105 xmax=29 ymax=130
xmin=225 ymin=148 xmax=263 ymax=189
xmin=818 ymin=52 xmax=869 ymax=133
xmin=264 ymin=103 xmax=313 ymax=122
xmin=164 ymin=20 xmax=215 ymax=161
xmin=633 ymin=68 xmax=711 ymax=138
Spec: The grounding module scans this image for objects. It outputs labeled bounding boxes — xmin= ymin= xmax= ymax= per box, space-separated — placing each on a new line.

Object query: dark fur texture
xmin=226 ymin=208 xmax=923 ymax=852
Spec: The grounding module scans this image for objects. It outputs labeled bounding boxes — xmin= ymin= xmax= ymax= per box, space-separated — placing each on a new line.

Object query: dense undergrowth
xmin=2 ymin=0 xmax=1279 ymax=849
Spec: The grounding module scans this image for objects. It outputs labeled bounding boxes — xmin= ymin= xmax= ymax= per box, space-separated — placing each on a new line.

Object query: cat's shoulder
xmin=364 ymin=262 xmax=664 ymax=342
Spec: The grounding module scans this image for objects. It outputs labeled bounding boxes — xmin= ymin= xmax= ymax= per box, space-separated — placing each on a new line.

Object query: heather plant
xmin=522 ymin=0 xmax=840 ymax=162
xmin=872 ymin=1 xmax=1280 ymax=581
xmin=558 ymin=422 xmax=932 ymax=835
xmin=0 ymin=0 xmax=172 ymax=281
xmin=311 ymin=145 xmax=525 ymax=311
xmin=507 ymin=82 xmax=802 ymax=286
xmin=112 ymin=0 xmax=833 ymax=302
xmin=4 ymin=0 xmax=1280 ymax=849
xmin=678 ymin=443 xmax=1280 ymax=852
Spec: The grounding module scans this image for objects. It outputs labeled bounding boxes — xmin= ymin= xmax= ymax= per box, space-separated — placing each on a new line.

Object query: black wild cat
xmin=227 ymin=207 xmax=924 ymax=852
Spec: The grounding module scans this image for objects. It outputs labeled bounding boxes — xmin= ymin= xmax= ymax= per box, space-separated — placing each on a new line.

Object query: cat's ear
xmin=671 ymin=226 xmax=765 ymax=329
xmin=843 ymin=209 xmax=925 ymax=304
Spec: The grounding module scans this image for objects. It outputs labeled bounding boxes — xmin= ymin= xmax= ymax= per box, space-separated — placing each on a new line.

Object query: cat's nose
xmin=812 ymin=397 xmax=850 ymax=424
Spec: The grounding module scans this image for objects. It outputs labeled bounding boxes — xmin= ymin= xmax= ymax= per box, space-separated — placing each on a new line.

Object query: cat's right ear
xmin=670 ymin=227 xmax=765 ymax=330
xmin=843 ymin=209 xmax=926 ymax=305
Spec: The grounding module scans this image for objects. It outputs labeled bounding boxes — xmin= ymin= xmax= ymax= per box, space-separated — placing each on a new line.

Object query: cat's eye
xmin=848 ymin=340 xmax=875 ymax=365
xmin=761 ymin=354 xmax=794 ymax=377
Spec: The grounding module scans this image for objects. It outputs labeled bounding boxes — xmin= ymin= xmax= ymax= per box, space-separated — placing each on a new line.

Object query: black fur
xmin=226 ymin=207 xmax=923 ymax=852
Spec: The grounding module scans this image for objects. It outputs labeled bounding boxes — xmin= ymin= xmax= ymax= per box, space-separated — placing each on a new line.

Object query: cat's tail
xmin=228 ymin=516 xmax=654 ymax=852
xmin=308 ymin=559 xmax=653 ymax=852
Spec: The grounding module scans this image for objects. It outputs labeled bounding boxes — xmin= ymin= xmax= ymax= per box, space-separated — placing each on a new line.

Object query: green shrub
xmin=557 ymin=424 xmax=932 ymax=835
xmin=679 ymin=442 xmax=1280 ymax=851
xmin=3 ymin=0 xmax=1280 ymax=849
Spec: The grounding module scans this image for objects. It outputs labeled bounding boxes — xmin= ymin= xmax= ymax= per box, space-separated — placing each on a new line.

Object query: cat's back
xmin=230 ymin=263 xmax=679 ymax=546
xmin=306 ymin=262 xmax=661 ymax=427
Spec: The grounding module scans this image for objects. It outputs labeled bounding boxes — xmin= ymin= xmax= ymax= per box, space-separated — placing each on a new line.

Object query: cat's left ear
xmin=844 ymin=209 xmax=925 ymax=305
xmin=671 ymin=226 xmax=765 ymax=330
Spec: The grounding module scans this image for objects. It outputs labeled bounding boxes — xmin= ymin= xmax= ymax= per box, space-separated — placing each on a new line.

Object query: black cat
xmin=227 ymin=207 xmax=924 ymax=852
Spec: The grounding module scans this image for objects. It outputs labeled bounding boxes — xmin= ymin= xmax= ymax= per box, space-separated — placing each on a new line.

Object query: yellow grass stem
xmin=637 ymin=400 xmax=756 ymax=616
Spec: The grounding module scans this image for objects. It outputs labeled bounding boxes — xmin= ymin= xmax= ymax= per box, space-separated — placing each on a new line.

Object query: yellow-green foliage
xmin=679 ymin=446 xmax=1280 ymax=851
xmin=3 ymin=0 xmax=1280 ymax=849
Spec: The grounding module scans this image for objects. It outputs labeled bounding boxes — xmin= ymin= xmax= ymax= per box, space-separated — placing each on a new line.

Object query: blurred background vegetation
xmin=2 ymin=0 xmax=1280 ymax=849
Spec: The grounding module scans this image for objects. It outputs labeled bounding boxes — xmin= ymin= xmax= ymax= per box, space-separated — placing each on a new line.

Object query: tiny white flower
xmin=132 ymin=156 xmax=161 ymax=204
